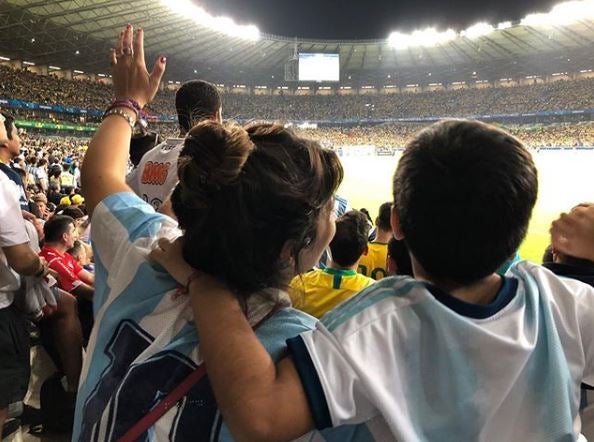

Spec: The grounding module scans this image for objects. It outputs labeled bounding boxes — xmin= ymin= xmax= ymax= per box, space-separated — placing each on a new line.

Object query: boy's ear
xmin=391 ymin=205 xmax=404 ymax=240
xmin=363 ymin=244 xmax=369 ymax=256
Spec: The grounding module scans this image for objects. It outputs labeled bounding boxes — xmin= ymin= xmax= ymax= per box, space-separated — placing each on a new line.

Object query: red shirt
xmin=39 ymin=245 xmax=83 ymax=293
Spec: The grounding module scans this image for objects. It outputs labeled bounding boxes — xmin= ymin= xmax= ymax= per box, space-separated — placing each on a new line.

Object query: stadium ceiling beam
xmin=482 ymin=36 xmax=516 ymax=58
xmin=18 ymin=0 xmax=83 ymax=10
xmin=53 ymin=2 xmax=158 ymax=31
xmin=133 ymin=19 xmax=206 ymax=48
xmin=270 ymin=45 xmax=295 ymax=72
xmin=462 ymin=39 xmax=503 ymax=62
xmin=28 ymin=0 xmax=137 ymax=20
xmin=406 ymin=48 xmax=419 ymax=68
xmin=341 ymin=45 xmax=356 ymax=74
xmin=552 ymin=25 xmax=594 ymax=47
xmin=206 ymin=40 xmax=265 ymax=66
xmin=436 ymin=43 xmax=458 ymax=68
xmin=81 ymin=10 xmax=185 ymax=38
xmin=151 ymin=30 xmax=228 ymax=60
xmin=446 ymin=42 xmax=476 ymax=65
xmin=359 ymin=45 xmax=367 ymax=70
xmin=523 ymin=27 xmax=565 ymax=51
xmin=231 ymin=39 xmax=279 ymax=67
xmin=420 ymin=47 xmax=437 ymax=67
xmin=499 ymin=30 xmax=539 ymax=53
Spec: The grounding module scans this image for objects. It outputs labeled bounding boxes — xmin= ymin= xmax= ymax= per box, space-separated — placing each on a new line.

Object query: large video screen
xmin=298 ymin=53 xmax=340 ymax=82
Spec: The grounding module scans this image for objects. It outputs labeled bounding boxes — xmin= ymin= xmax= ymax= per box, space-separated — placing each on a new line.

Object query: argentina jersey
xmin=74 ymin=191 xmax=380 ymax=442
xmin=288 ymin=262 xmax=594 ymax=441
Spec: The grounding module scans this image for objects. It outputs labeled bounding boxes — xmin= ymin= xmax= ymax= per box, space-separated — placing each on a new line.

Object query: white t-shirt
xmin=0 ymin=172 xmax=30 ymax=308
xmin=288 ymin=261 xmax=594 ymax=441
xmin=126 ymin=138 xmax=184 ymax=211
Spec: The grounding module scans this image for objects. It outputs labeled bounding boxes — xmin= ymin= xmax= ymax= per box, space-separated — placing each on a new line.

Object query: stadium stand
xmin=3 ymin=0 xmax=594 ymax=441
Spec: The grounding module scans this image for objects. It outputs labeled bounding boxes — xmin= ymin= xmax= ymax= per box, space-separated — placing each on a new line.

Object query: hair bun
xmin=176 ymin=121 xmax=255 ymax=209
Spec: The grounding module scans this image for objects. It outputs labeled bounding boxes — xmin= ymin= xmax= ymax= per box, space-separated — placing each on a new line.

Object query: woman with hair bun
xmin=73 ymin=26 xmax=343 ymax=441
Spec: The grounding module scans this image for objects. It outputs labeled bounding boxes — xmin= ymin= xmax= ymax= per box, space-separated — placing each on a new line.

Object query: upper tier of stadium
xmin=1 ymin=0 xmax=594 ymax=86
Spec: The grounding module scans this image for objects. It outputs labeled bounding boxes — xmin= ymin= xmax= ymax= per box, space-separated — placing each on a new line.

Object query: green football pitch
xmin=338 ymin=149 xmax=594 ymax=263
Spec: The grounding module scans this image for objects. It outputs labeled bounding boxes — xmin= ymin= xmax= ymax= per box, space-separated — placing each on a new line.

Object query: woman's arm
xmin=81 ymin=25 xmax=165 ymax=216
xmin=150 ymin=239 xmax=315 ymax=442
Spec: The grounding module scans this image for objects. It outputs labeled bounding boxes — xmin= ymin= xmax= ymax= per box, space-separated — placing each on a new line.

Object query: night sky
xmin=200 ymin=0 xmax=560 ymax=39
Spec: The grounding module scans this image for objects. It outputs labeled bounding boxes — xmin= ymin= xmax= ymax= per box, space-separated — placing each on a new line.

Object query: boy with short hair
xmin=154 ymin=120 xmax=594 ymax=441
xmin=292 ymin=211 xmax=375 ymax=318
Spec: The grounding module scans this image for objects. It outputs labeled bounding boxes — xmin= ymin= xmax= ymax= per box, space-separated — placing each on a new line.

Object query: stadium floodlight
xmin=160 ymin=0 xmax=260 ymax=41
xmin=462 ymin=22 xmax=495 ymax=39
xmin=23 ymin=61 xmax=35 ymax=66
xmin=521 ymin=0 xmax=594 ymax=26
xmin=49 ymin=65 xmax=61 ymax=70
xmin=73 ymin=70 xmax=84 ymax=74
xmin=0 ymin=56 xmax=10 ymax=61
xmin=388 ymin=27 xmax=456 ymax=49
xmin=497 ymin=21 xmax=513 ymax=30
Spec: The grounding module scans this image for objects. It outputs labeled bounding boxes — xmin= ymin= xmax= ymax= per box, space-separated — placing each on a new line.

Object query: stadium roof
xmin=1 ymin=0 xmax=594 ymax=85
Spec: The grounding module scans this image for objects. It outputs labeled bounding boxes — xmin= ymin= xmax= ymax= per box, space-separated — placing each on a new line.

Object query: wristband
xmin=177 ymin=270 xmax=202 ymax=296
xmin=112 ymin=98 xmax=143 ymax=114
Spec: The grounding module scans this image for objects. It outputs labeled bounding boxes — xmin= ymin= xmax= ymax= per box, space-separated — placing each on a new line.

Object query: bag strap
xmin=117 ymin=303 xmax=282 ymax=442
xmin=117 ymin=364 xmax=207 ymax=442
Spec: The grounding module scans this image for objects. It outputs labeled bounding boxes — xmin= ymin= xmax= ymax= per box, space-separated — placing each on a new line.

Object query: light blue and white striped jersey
xmin=289 ymin=261 xmax=594 ymax=441
xmin=73 ymin=192 xmax=376 ymax=442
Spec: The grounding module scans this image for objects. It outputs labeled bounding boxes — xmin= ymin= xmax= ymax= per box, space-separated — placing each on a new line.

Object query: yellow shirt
xmin=290 ymin=268 xmax=375 ymax=318
xmin=358 ymin=242 xmax=388 ymax=280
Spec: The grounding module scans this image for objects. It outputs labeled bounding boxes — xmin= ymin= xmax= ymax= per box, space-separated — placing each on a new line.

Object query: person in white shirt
xmin=0 ymin=120 xmax=49 ymax=437
xmin=153 ymin=120 xmax=594 ymax=441
xmin=127 ymin=79 xmax=222 ymax=211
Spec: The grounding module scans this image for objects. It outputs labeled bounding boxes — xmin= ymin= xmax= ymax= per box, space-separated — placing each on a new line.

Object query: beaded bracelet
xmin=103 ymin=108 xmax=136 ymax=129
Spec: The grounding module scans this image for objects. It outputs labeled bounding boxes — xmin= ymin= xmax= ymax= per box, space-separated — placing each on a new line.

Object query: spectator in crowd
xmin=47 ymin=182 xmax=65 ymax=206
xmin=68 ymin=240 xmax=90 ymax=270
xmin=60 ymin=161 xmax=76 ymax=194
xmin=39 ymin=215 xmax=94 ymax=302
xmin=127 ymin=79 xmax=222 ymax=211
xmin=291 ymin=210 xmax=375 ymax=318
xmin=74 ymin=25 xmax=350 ymax=441
xmin=0 ymin=113 xmax=29 ymax=211
xmin=358 ymin=202 xmax=392 ymax=280
xmin=154 ymin=119 xmax=594 ymax=441
xmin=35 ymin=158 xmax=49 ymax=192
xmin=0 ymin=127 xmax=49 ymax=438
xmin=386 ymin=237 xmax=413 ymax=277
xmin=32 ymin=193 xmax=51 ymax=221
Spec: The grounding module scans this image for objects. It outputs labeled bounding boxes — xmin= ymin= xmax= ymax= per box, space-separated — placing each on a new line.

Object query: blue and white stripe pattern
xmin=291 ymin=261 xmax=594 ymax=441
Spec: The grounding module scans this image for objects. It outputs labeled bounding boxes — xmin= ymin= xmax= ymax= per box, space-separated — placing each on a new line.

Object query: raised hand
xmin=550 ymin=203 xmax=594 ymax=262
xmin=109 ymin=24 xmax=166 ymax=108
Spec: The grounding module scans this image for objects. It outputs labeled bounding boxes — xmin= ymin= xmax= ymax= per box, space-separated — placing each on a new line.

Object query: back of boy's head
xmin=376 ymin=202 xmax=392 ymax=231
xmin=330 ymin=210 xmax=371 ymax=268
xmin=393 ymin=119 xmax=538 ymax=285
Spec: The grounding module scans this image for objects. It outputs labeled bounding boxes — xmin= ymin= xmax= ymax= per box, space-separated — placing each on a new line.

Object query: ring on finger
xmin=122 ymin=47 xmax=133 ymax=56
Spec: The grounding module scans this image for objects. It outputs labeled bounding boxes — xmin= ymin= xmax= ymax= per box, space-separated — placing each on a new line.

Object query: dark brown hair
xmin=329 ymin=210 xmax=371 ymax=267
xmin=171 ymin=121 xmax=343 ymax=297
xmin=393 ymin=119 xmax=538 ymax=285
